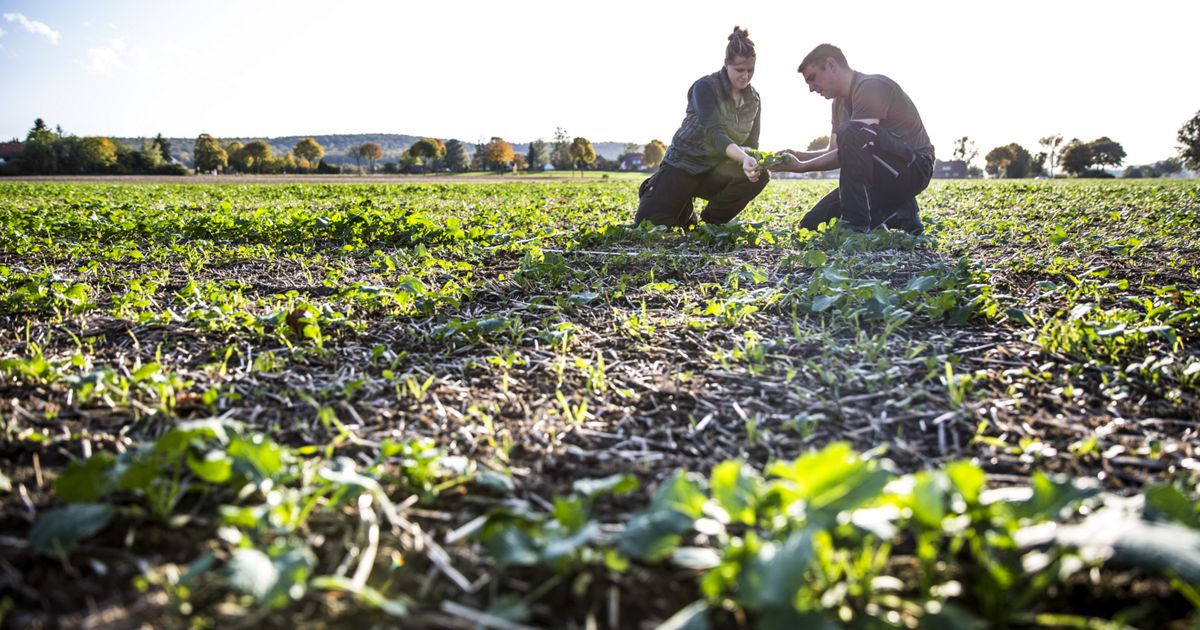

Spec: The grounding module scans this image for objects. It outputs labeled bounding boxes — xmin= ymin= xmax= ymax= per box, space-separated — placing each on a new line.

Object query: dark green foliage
xmin=1060 ymin=137 xmax=1127 ymax=176
xmin=984 ymin=142 xmax=1033 ymax=178
xmin=1179 ymin=109 xmax=1200 ymax=170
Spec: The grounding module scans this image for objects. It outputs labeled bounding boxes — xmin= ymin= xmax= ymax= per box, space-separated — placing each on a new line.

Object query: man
xmin=772 ymin=44 xmax=933 ymax=235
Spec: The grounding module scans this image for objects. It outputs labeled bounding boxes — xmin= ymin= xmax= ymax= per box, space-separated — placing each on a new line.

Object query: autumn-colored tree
xmin=359 ymin=142 xmax=383 ymax=173
xmin=484 ymin=137 xmax=514 ymax=171
xmin=512 ymin=154 xmax=528 ymax=172
xmin=807 ymin=135 xmax=830 ymax=151
xmin=408 ymin=138 xmax=445 ymax=170
xmin=242 ymin=140 xmax=273 ymax=173
xmin=568 ymin=137 xmax=596 ymax=176
xmin=294 ymin=138 xmax=324 ymax=171
xmin=194 ymin=134 xmax=228 ymax=173
xmin=226 ymin=140 xmax=247 ymax=172
xmin=79 ymin=137 xmax=119 ymax=172
xmin=643 ymin=139 xmax=666 ymax=168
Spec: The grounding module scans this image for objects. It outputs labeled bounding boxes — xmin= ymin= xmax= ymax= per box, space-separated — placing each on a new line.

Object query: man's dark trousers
xmin=635 ymin=161 xmax=769 ymax=227
xmin=800 ymin=120 xmax=932 ymax=234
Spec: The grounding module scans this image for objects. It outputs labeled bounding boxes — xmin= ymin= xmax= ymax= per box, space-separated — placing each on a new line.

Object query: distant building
xmin=620 ymin=153 xmax=645 ymax=171
xmin=933 ymin=159 xmax=967 ymax=179
xmin=0 ymin=141 xmax=24 ymax=166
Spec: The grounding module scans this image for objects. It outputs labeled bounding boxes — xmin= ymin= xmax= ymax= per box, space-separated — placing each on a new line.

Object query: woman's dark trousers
xmin=635 ymin=161 xmax=769 ymax=228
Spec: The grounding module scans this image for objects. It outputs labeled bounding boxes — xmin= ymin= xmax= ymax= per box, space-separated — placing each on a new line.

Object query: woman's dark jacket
xmin=662 ymin=69 xmax=761 ymax=175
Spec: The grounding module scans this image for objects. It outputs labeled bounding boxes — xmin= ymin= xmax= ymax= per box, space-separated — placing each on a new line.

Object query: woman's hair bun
xmin=725 ymin=26 xmax=755 ymax=63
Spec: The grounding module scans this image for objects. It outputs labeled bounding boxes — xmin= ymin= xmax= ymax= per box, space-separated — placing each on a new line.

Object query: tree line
xmin=1 ymin=119 xmax=189 ymax=176
xmin=194 ymin=127 xmax=669 ymax=175
xmin=945 ymin=110 xmax=1200 ymax=179
xmin=7 ymin=110 xmax=1198 ymax=178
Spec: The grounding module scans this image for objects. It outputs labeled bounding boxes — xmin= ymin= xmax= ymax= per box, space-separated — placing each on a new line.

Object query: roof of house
xmin=0 ymin=142 xmax=25 ymax=159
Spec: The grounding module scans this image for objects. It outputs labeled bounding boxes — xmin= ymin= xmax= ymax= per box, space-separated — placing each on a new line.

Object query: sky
xmin=1 ymin=0 xmax=1197 ymax=166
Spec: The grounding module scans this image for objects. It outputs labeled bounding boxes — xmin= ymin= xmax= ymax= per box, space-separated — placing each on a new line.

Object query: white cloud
xmin=86 ymin=38 xmax=126 ymax=75
xmin=2 ymin=13 xmax=61 ymax=44
xmin=85 ymin=38 xmax=148 ymax=76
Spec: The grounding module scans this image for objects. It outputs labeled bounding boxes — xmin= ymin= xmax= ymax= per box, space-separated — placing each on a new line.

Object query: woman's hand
xmin=742 ymin=153 xmax=761 ymax=182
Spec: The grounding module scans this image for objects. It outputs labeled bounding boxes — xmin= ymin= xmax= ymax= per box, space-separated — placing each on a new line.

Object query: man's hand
xmin=770 ymin=152 xmax=805 ymax=173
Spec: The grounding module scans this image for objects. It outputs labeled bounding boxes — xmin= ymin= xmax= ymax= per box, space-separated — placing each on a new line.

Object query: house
xmin=933 ymin=159 xmax=967 ymax=179
xmin=620 ymin=153 xmax=645 ymax=171
xmin=0 ymin=141 xmax=24 ymax=166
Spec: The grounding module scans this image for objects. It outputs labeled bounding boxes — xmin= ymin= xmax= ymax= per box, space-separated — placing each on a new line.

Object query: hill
xmin=114 ymin=134 xmax=634 ymax=168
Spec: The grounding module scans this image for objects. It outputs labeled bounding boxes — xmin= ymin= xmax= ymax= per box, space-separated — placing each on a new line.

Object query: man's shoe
xmin=881 ymin=199 xmax=924 ymax=235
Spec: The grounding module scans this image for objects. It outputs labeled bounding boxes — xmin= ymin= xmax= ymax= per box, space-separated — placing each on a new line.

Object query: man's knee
xmin=835 ymin=121 xmax=878 ymax=156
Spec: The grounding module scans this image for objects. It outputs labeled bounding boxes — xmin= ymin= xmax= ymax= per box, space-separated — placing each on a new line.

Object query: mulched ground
xmin=1 ymin=183 xmax=1198 ymax=628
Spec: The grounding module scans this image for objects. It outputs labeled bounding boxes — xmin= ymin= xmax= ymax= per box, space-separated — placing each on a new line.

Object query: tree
xmin=984 ymin=145 xmax=1012 ymax=178
xmin=1089 ymin=137 xmax=1125 ymax=169
xmin=408 ymin=137 xmax=444 ymax=170
xmin=512 ymin=154 xmax=528 ymax=172
xmin=807 ymin=135 xmax=830 ymax=151
xmin=242 ymin=140 xmax=273 ymax=173
xmin=226 ymin=141 xmax=247 ymax=172
xmin=952 ymin=136 xmax=978 ymax=167
xmin=294 ymin=138 xmax=324 ymax=171
xmin=1031 ymin=152 xmax=1047 ymax=178
xmin=1059 ymin=137 xmax=1125 ymax=176
xmin=568 ymin=137 xmax=596 ymax=175
xmin=1156 ymin=158 xmax=1183 ymax=176
xmin=1122 ymin=158 xmax=1181 ymax=179
xmin=483 ymin=137 xmax=514 ymax=171
xmin=984 ymin=143 xmax=1032 ymax=178
xmin=1180 ymin=110 xmax=1200 ymax=170
xmin=24 ymin=118 xmax=61 ymax=174
xmin=1039 ymin=134 xmax=1063 ymax=177
xmin=1059 ymin=139 xmax=1093 ymax=176
xmin=526 ymin=139 xmax=548 ymax=171
xmin=79 ymin=137 xmax=119 ymax=172
xmin=644 ymin=139 xmax=666 ymax=169
xmin=551 ymin=127 xmax=573 ymax=170
xmin=153 ymin=133 xmax=172 ymax=162
xmin=443 ymin=139 xmax=469 ymax=172
xmin=470 ymin=142 xmax=487 ymax=170
xmin=359 ymin=142 xmax=383 ymax=173
xmin=347 ymin=144 xmax=364 ymax=170
xmin=139 ymin=138 xmax=166 ymax=170
xmin=194 ymin=134 xmax=228 ymax=173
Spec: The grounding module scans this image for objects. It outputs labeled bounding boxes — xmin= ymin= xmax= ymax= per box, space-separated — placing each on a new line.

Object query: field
xmin=2 ymin=178 xmax=1199 ymax=628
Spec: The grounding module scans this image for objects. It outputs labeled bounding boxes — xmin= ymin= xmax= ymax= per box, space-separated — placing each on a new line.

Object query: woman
xmin=634 ymin=27 xmax=768 ymax=228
